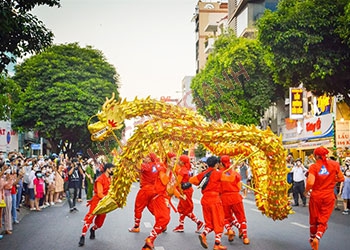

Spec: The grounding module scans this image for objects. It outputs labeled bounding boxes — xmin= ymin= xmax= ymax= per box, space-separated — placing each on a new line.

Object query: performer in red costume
xmin=78 ymin=163 xmax=115 ymax=247
xmin=142 ymin=152 xmax=184 ymax=250
xmin=173 ymin=155 xmax=204 ymax=233
xmin=129 ymin=153 xmax=159 ymax=233
xmin=189 ymin=156 xmax=234 ymax=250
xmin=220 ymin=155 xmax=250 ymax=245
xmin=303 ymin=147 xmax=344 ymax=250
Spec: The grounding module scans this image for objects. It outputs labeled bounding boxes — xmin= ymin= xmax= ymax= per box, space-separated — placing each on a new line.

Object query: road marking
xmin=193 ymin=198 xmax=200 ymax=204
xmin=291 ymin=222 xmax=308 ymax=228
xmin=155 ymin=247 xmax=165 ymax=250
xmin=144 ymin=222 xmax=153 ymax=228
xmin=251 ymin=208 xmax=261 ymax=213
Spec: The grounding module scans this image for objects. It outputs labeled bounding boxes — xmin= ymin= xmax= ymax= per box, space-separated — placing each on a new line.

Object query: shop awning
xmin=284 ymin=139 xmax=332 ymax=150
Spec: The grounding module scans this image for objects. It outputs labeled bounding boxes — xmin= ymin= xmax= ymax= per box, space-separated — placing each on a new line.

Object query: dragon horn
xmin=102 ymin=92 xmax=116 ymax=110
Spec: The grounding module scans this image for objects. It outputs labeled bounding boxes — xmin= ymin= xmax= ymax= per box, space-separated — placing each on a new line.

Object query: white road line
xmin=251 ymin=208 xmax=261 ymax=213
xmin=144 ymin=222 xmax=153 ymax=228
xmin=291 ymin=222 xmax=309 ymax=228
xmin=193 ymin=198 xmax=200 ymax=204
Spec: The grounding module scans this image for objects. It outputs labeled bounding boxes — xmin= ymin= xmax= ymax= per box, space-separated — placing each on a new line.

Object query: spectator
xmin=286 ymin=153 xmax=294 ymax=198
xmin=54 ymin=164 xmax=65 ymax=203
xmin=290 ymin=158 xmax=308 ymax=207
xmin=67 ymin=159 xmax=84 ymax=212
xmin=0 ymin=163 xmax=9 ymax=239
xmin=84 ymin=159 xmax=95 ymax=201
xmin=339 ymin=158 xmax=350 ymax=214
xmin=33 ymin=170 xmax=45 ymax=211
xmin=239 ymin=161 xmax=248 ymax=198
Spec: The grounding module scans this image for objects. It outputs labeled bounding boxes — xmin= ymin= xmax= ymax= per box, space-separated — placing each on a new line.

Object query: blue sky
xmin=32 ymin=0 xmax=199 ymax=100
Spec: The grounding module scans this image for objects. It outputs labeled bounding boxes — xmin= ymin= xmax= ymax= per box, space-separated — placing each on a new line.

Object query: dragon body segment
xmin=88 ymin=94 xmax=292 ymax=220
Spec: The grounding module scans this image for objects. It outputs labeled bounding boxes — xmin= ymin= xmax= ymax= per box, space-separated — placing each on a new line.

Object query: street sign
xmin=31 ymin=143 xmax=41 ymax=150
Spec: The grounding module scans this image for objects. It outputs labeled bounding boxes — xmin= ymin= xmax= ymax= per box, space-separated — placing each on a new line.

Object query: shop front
xmin=282 ymin=113 xmax=334 ymax=166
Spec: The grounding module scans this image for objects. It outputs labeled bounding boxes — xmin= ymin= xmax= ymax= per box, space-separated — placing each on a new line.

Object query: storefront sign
xmin=0 ymin=121 xmax=18 ymax=153
xmin=317 ymin=94 xmax=332 ymax=114
xmin=289 ymin=88 xmax=304 ymax=119
xmin=282 ymin=113 xmax=334 ymax=142
xmin=336 ymin=120 xmax=350 ymax=148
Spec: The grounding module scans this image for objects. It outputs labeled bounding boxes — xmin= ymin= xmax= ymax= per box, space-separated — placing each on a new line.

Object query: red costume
xmin=189 ymin=156 xmax=234 ymax=250
xmin=78 ymin=163 xmax=115 ymax=248
xmin=129 ymin=153 xmax=159 ymax=232
xmin=81 ymin=173 xmax=111 ymax=235
xmin=220 ymin=155 xmax=250 ymax=244
xmin=173 ymin=155 xmax=204 ymax=233
xmin=142 ymin=152 xmax=180 ymax=250
xmin=304 ymin=147 xmax=344 ymax=250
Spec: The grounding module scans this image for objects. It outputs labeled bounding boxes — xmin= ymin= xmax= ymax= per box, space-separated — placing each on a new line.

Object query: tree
xmin=0 ymin=73 xmax=20 ymax=120
xmin=11 ymin=43 xmax=120 ymax=156
xmin=191 ymin=30 xmax=284 ymax=125
xmin=258 ymin=0 xmax=350 ymax=106
xmin=0 ymin=0 xmax=61 ymax=73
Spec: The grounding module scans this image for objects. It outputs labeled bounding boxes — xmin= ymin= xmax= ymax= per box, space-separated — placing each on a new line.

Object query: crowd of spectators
xmin=0 ymin=151 xmax=102 ymax=240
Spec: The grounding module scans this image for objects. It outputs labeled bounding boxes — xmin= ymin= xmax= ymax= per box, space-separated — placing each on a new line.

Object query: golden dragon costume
xmin=87 ymin=93 xmax=292 ymax=220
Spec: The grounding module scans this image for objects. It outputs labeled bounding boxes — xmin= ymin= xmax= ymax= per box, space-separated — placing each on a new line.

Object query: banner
xmin=289 ymin=88 xmax=304 ymax=119
xmin=336 ymin=120 xmax=350 ymax=148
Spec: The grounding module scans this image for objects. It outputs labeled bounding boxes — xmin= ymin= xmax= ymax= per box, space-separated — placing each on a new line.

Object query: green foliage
xmin=258 ymin=0 xmax=350 ymax=105
xmin=0 ymin=74 xmax=20 ymax=120
xmin=11 ymin=43 xmax=120 ymax=156
xmin=191 ymin=30 xmax=282 ymax=125
xmin=195 ymin=144 xmax=208 ymax=159
xmin=0 ymin=0 xmax=60 ymax=73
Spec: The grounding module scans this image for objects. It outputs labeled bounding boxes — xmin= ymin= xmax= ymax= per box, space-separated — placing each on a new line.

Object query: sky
xmin=32 ymin=0 xmax=200 ymax=100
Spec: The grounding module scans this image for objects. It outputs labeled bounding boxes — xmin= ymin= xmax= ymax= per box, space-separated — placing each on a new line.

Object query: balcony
xmin=204 ymin=37 xmax=215 ymax=54
xmin=204 ymin=23 xmax=218 ymax=33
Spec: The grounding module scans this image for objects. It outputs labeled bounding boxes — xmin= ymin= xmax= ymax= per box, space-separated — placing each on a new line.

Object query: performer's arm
xmin=189 ymin=176 xmax=200 ymax=186
xmin=96 ymin=182 xmax=104 ymax=199
xmin=336 ymin=169 xmax=345 ymax=183
xmin=221 ymin=170 xmax=236 ymax=182
xmin=305 ymin=173 xmax=315 ymax=194
xmin=159 ymin=170 xmax=170 ymax=185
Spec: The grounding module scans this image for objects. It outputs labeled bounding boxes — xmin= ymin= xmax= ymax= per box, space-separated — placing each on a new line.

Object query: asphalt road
xmin=0 ymin=183 xmax=349 ymax=250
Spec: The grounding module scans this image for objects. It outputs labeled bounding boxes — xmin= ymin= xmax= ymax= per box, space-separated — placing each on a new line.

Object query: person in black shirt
xmin=67 ymin=159 xmax=84 ymax=212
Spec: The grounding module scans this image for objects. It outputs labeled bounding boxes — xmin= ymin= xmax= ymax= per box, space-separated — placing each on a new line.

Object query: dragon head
xmin=88 ymin=93 xmax=125 ymax=141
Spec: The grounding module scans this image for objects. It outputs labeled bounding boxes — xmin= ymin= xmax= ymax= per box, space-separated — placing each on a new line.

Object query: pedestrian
xmin=0 ymin=163 xmax=9 ymax=239
xmin=286 ymin=153 xmax=294 ymax=198
xmin=220 ymin=155 xmax=250 ymax=245
xmin=54 ymin=164 xmax=64 ymax=203
xmin=290 ymin=158 xmax=308 ymax=207
xmin=339 ymin=163 xmax=350 ymax=214
xmin=33 ymin=170 xmax=45 ymax=211
xmin=189 ymin=156 xmax=235 ymax=250
xmin=84 ymin=159 xmax=95 ymax=201
xmin=303 ymin=146 xmax=345 ymax=250
xmin=173 ymin=155 xmax=204 ymax=233
xmin=67 ymin=159 xmax=84 ymax=212
xmin=78 ymin=162 xmax=115 ymax=247
xmin=128 ymin=153 xmax=158 ymax=233
xmin=239 ymin=161 xmax=248 ymax=198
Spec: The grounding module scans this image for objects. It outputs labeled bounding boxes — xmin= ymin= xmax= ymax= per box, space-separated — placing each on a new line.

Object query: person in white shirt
xmin=290 ymin=158 xmax=308 ymax=206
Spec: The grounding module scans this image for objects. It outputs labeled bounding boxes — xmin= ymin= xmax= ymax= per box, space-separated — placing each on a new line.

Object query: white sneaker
xmin=57 ymin=199 xmax=62 ymax=203
xmin=50 ymin=202 xmax=55 ymax=206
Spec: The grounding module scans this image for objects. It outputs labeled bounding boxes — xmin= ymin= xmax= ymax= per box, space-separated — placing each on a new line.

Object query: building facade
xmin=192 ymin=0 xmax=228 ymax=73
xmin=227 ymin=0 xmax=279 ymax=38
